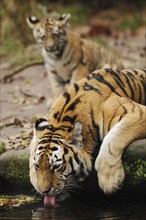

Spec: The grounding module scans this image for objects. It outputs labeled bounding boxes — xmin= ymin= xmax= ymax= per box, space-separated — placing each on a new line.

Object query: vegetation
xmin=0 ymin=142 xmax=6 ymax=155
xmin=0 ymin=0 xmax=145 ymax=68
xmin=116 ymin=14 xmax=145 ymax=32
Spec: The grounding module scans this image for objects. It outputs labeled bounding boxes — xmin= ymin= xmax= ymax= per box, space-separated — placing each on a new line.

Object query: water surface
xmin=0 ymin=194 xmax=146 ymax=220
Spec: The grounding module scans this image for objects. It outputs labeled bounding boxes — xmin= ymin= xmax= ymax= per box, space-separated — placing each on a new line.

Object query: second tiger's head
xmin=26 ymin=14 xmax=70 ymax=52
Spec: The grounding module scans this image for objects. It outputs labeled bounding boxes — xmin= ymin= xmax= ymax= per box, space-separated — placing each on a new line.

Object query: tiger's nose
xmin=42 ymin=188 xmax=51 ymax=194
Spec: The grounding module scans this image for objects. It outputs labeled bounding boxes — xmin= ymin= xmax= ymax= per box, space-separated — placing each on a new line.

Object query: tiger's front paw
xmin=95 ymin=156 xmax=125 ymax=194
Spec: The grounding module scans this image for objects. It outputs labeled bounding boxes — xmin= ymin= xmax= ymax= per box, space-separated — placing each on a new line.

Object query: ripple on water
xmin=0 ymin=197 xmax=146 ymax=220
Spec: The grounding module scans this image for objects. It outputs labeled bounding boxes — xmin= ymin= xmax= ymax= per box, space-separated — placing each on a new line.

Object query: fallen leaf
xmin=13 ymin=118 xmax=23 ymax=126
xmin=20 ymin=130 xmax=28 ymax=139
xmin=25 ymin=80 xmax=32 ymax=85
xmin=20 ymin=139 xmax=28 ymax=148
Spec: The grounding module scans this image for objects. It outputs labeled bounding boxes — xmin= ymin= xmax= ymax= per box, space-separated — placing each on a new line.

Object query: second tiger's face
xmin=26 ymin=15 xmax=70 ymax=52
xmin=32 ymin=20 xmax=64 ymax=51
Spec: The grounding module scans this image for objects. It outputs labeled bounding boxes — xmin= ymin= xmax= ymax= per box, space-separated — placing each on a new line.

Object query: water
xmin=0 ymin=195 xmax=146 ymax=220
xmin=0 ymin=194 xmax=146 ymax=220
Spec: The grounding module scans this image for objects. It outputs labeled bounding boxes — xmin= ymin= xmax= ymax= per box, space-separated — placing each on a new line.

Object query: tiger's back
xmin=49 ymin=68 xmax=146 ymax=120
xmin=86 ymin=68 xmax=146 ymax=104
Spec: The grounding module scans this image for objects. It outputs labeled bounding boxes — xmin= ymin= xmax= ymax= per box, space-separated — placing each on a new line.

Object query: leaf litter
xmin=0 ymin=117 xmax=34 ymax=151
xmin=0 ymin=195 xmax=40 ymax=208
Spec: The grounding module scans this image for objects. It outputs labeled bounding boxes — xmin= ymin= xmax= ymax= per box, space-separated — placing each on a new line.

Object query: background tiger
xmin=29 ymin=68 xmax=146 ymax=207
xmin=26 ymin=14 xmax=123 ymax=106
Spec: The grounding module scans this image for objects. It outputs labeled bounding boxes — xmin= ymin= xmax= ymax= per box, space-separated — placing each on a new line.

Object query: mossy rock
xmin=123 ymin=144 xmax=146 ymax=185
xmin=0 ymin=147 xmax=31 ymax=193
xmin=0 ymin=144 xmax=146 ymax=194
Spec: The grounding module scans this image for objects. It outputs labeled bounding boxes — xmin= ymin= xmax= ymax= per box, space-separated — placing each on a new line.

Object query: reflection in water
xmin=0 ymin=196 xmax=146 ymax=220
xmin=31 ymin=197 xmax=146 ymax=220
xmin=32 ymin=208 xmax=56 ymax=220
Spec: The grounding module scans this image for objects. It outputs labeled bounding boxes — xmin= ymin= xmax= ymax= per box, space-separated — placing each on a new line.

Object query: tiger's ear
xmin=66 ymin=121 xmax=83 ymax=148
xmin=58 ymin=13 xmax=71 ymax=27
xmin=26 ymin=16 xmax=40 ymax=29
xmin=34 ymin=118 xmax=49 ymax=136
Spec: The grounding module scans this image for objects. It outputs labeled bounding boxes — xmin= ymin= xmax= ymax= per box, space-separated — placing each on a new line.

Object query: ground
xmin=1 ymin=64 xmax=48 ymax=150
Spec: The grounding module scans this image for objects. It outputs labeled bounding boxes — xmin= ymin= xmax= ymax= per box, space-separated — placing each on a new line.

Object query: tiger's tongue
xmin=44 ymin=195 xmax=58 ymax=208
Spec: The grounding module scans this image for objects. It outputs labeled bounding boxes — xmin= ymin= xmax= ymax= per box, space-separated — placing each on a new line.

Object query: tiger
xmin=29 ymin=68 xmax=146 ymax=207
xmin=26 ymin=14 xmax=123 ymax=106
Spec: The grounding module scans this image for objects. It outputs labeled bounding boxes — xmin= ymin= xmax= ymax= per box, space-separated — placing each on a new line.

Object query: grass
xmin=58 ymin=3 xmax=91 ymax=26
xmin=116 ymin=14 xmax=145 ymax=32
xmin=0 ymin=142 xmax=6 ymax=155
xmin=0 ymin=41 xmax=23 ymax=57
xmin=1 ymin=41 xmax=42 ymax=69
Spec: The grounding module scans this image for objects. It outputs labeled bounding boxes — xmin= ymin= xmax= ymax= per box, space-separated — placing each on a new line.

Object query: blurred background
xmin=0 ymin=0 xmax=146 ymax=70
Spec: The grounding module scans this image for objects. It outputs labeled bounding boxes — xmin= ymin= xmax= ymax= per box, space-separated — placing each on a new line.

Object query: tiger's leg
xmin=46 ymin=71 xmax=65 ymax=108
xmin=94 ymin=96 xmax=146 ymax=194
xmin=70 ymin=66 xmax=89 ymax=85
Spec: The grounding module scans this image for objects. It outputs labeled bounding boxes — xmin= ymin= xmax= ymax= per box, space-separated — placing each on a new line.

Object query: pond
xmin=0 ymin=194 xmax=146 ymax=220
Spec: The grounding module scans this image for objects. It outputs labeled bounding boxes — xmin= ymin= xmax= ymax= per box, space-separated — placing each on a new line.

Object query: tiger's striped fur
xmin=26 ymin=14 xmax=123 ymax=106
xmin=30 ymin=68 xmax=146 ymax=202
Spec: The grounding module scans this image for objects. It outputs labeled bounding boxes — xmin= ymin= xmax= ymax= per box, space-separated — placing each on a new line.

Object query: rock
xmin=0 ymin=144 xmax=146 ymax=194
xmin=0 ymin=147 xmax=32 ymax=193
xmin=123 ymin=143 xmax=146 ymax=186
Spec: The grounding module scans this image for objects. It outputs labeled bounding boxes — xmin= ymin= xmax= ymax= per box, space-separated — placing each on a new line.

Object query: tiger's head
xmin=30 ymin=118 xmax=92 ymax=205
xmin=26 ymin=14 xmax=70 ymax=54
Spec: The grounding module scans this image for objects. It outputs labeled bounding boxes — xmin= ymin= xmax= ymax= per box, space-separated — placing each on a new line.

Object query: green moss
xmin=7 ymin=159 xmax=28 ymax=184
xmin=124 ymin=157 xmax=146 ymax=185
xmin=0 ymin=142 xmax=6 ymax=155
xmin=0 ymin=153 xmax=30 ymax=187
